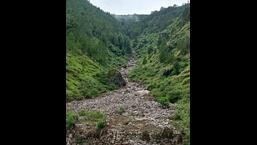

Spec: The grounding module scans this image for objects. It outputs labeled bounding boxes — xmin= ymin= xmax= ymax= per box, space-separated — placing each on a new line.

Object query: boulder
xmin=135 ymin=90 xmax=150 ymax=96
xmin=161 ymin=127 xmax=174 ymax=139
xmin=141 ymin=131 xmax=150 ymax=141
xmin=107 ymin=70 xmax=126 ymax=87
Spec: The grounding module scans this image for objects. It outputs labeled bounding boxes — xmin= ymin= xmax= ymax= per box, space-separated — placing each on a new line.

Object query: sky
xmin=89 ymin=0 xmax=189 ymax=15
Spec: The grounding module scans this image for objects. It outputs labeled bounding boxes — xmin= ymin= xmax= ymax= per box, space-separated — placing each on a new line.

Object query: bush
xmin=168 ymin=88 xmax=183 ymax=103
xmin=66 ymin=111 xmax=78 ymax=129
xmin=142 ymin=57 xmax=147 ymax=65
xmin=79 ymin=111 xmax=105 ymax=122
xmin=171 ymin=98 xmax=190 ymax=145
xmin=163 ymin=68 xmax=172 ymax=77
xmin=69 ymin=110 xmax=106 ymax=129
xmin=151 ymin=88 xmax=164 ymax=98
xmin=96 ymin=119 xmax=106 ymax=129
xmin=156 ymin=97 xmax=169 ymax=108
xmin=171 ymin=62 xmax=181 ymax=75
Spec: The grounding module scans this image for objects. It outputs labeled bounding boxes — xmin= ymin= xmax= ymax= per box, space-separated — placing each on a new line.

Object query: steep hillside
xmin=66 ymin=1 xmax=190 ymax=144
xmin=140 ymin=5 xmax=188 ymax=34
xmin=66 ymin=0 xmax=131 ymax=101
xmin=128 ymin=4 xmax=190 ymax=144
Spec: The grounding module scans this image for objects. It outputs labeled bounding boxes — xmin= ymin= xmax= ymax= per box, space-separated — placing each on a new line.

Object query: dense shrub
xmin=66 ymin=111 xmax=78 ymax=129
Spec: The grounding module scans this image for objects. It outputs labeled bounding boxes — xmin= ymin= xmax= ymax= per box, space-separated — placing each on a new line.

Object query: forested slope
xmin=128 ymin=4 xmax=190 ymax=144
xmin=66 ymin=0 xmax=131 ymax=101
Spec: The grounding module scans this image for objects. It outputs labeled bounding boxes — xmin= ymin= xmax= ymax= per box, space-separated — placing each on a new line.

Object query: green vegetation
xmin=128 ymin=4 xmax=190 ymax=145
xmin=96 ymin=119 xmax=106 ymax=129
xmin=172 ymin=98 xmax=190 ymax=144
xmin=116 ymin=105 xmax=125 ymax=115
xmin=78 ymin=110 xmax=105 ymax=122
xmin=156 ymin=96 xmax=170 ymax=108
xmin=66 ymin=0 xmax=190 ymax=144
xmin=66 ymin=50 xmax=107 ymax=101
xmin=66 ymin=110 xmax=106 ymax=130
xmin=66 ymin=0 xmax=131 ymax=101
xmin=66 ymin=111 xmax=78 ymax=129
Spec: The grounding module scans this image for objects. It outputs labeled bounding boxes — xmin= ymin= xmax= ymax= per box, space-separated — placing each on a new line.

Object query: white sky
xmin=89 ymin=0 xmax=189 ymax=15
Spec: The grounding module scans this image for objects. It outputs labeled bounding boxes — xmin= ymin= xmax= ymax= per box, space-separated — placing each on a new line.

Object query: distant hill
xmin=113 ymin=14 xmax=148 ymax=22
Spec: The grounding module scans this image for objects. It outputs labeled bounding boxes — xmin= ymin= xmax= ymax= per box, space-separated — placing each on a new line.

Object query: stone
xmin=66 ymin=58 xmax=176 ymax=144
xmin=123 ymin=112 xmax=129 ymax=116
xmin=135 ymin=90 xmax=150 ymax=96
xmin=174 ymin=134 xmax=183 ymax=145
xmin=107 ymin=70 xmax=126 ymax=87
xmin=141 ymin=131 xmax=150 ymax=141
xmin=161 ymin=127 xmax=174 ymax=139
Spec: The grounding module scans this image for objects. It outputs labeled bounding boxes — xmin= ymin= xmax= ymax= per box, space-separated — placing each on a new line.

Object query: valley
xmin=66 ymin=0 xmax=190 ymax=144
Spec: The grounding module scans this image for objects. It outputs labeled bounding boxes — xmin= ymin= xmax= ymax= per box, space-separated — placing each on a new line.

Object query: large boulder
xmin=107 ymin=69 xmax=126 ymax=88
xmin=95 ymin=69 xmax=126 ymax=89
xmin=135 ymin=90 xmax=150 ymax=96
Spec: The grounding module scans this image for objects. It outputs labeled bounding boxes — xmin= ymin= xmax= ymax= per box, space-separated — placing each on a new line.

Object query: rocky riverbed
xmin=66 ymin=58 xmax=183 ymax=145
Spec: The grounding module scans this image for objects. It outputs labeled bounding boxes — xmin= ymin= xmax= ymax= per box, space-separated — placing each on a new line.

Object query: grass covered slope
xmin=128 ymin=4 xmax=190 ymax=144
xmin=66 ymin=50 xmax=106 ymax=101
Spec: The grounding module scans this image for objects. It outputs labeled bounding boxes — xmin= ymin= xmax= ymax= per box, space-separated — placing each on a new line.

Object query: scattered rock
xmin=161 ymin=127 xmax=174 ymax=139
xmin=142 ymin=131 xmax=150 ymax=141
xmin=66 ymin=58 xmax=181 ymax=145
xmin=173 ymin=134 xmax=183 ymax=145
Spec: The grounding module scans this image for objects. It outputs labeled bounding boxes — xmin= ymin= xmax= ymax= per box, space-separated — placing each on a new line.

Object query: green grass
xmin=77 ymin=110 xmax=106 ymax=129
xmin=78 ymin=110 xmax=104 ymax=121
xmin=66 ymin=50 xmax=106 ymax=101
xmin=66 ymin=111 xmax=78 ymax=129
xmin=96 ymin=120 xmax=106 ymax=129
xmin=116 ymin=105 xmax=125 ymax=115
xmin=175 ymin=98 xmax=190 ymax=145
xmin=66 ymin=49 xmax=128 ymax=102
xmin=67 ymin=110 xmax=106 ymax=130
xmin=156 ymin=96 xmax=170 ymax=108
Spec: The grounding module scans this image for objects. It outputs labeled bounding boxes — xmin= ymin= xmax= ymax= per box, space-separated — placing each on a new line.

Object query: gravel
xmin=66 ymin=58 xmax=181 ymax=145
